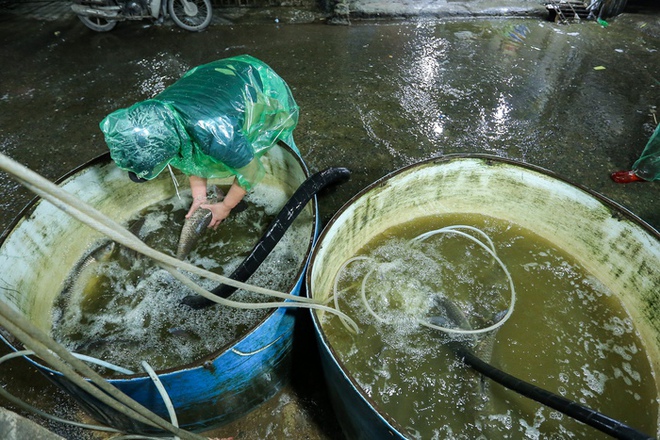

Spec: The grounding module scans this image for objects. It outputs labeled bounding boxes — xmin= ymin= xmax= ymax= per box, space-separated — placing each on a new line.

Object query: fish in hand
xmin=176 ymin=186 xmax=224 ymax=259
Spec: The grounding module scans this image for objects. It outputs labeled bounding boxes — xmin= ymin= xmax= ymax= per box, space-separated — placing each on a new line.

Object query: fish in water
xmin=168 ymin=327 xmax=201 ymax=342
xmin=180 ymin=167 xmax=351 ymax=310
xmin=62 ymin=216 xmax=147 ymax=295
xmin=429 ymin=295 xmax=507 ymax=408
xmin=72 ymin=336 xmax=141 ymax=355
xmin=176 ymin=186 xmax=224 ymax=259
xmin=429 ymin=295 xmax=507 ymax=362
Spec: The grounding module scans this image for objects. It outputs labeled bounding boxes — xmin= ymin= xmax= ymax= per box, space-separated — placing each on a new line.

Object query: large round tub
xmin=306 ymin=154 xmax=659 ymax=439
xmin=0 ymin=142 xmax=318 ymax=433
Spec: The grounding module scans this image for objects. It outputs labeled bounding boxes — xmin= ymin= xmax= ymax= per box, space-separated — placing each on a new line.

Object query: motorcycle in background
xmin=71 ymin=0 xmax=213 ymax=32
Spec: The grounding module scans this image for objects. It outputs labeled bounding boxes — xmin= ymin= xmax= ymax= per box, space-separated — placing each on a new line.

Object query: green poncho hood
xmin=101 ymin=100 xmax=187 ymax=180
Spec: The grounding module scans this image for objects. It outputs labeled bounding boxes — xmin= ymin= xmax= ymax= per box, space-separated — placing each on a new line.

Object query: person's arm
xmin=202 ymin=179 xmax=247 ymax=229
xmin=185 ymin=175 xmax=209 ymax=218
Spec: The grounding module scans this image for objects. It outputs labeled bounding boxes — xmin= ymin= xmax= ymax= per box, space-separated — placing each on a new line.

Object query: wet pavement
xmin=0 ymin=1 xmax=659 ymax=439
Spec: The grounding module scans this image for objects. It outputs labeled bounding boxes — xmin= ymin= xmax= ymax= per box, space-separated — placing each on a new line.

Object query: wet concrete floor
xmin=0 ymin=2 xmax=659 ymax=439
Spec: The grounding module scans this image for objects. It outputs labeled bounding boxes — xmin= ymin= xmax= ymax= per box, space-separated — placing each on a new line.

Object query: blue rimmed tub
xmin=0 ymin=142 xmax=319 ymax=433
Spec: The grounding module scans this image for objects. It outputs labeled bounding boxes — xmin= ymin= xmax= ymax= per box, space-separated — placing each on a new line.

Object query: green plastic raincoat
xmin=100 ymin=55 xmax=299 ymax=191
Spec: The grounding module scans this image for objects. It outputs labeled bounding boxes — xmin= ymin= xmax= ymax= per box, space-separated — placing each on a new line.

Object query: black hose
xmin=449 ymin=341 xmax=656 ymax=440
xmin=180 ymin=167 xmax=351 ymax=309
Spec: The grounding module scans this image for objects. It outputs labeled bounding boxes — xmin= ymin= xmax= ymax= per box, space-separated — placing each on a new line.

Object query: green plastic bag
xmin=633 ymin=123 xmax=660 ymax=181
xmin=100 ymin=55 xmax=299 ymax=191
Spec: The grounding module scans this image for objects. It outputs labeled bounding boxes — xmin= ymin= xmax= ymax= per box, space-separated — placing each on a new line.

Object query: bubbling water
xmin=332 ymin=227 xmax=513 ymax=343
xmin=51 ymin=184 xmax=313 ymax=374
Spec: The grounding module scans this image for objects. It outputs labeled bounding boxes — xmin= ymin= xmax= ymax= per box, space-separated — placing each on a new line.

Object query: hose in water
xmin=413 ymin=225 xmax=515 ymax=334
xmin=449 ymin=341 xmax=656 ymax=440
xmin=331 ymin=220 xmax=653 ymax=439
xmin=182 ymin=166 xmax=351 ymax=309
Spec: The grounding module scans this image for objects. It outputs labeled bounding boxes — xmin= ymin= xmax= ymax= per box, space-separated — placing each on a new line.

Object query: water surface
xmin=323 ymin=214 xmax=657 ymax=439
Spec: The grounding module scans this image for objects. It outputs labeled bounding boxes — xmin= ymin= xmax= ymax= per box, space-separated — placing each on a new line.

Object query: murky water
xmin=1 ymin=7 xmax=659 ymax=440
xmin=322 ymin=214 xmax=658 ymax=439
xmin=51 ymin=184 xmax=312 ymax=374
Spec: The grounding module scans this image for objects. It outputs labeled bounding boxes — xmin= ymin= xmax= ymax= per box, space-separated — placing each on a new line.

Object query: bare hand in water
xmin=201 ymin=201 xmax=232 ymax=229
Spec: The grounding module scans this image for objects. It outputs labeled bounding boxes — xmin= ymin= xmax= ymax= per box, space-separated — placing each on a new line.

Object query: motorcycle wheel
xmin=168 ymin=0 xmax=212 ymax=32
xmin=77 ymin=15 xmax=118 ymax=32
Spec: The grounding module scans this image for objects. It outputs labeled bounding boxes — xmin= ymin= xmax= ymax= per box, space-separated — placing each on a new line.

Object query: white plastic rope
xmin=412 ymin=226 xmax=515 ymax=335
xmin=141 ymin=361 xmax=179 ymax=439
xmin=332 ymin=225 xmax=516 ymax=336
